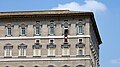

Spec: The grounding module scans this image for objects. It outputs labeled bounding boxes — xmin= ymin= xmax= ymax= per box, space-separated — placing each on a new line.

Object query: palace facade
xmin=0 ymin=10 xmax=102 ymax=67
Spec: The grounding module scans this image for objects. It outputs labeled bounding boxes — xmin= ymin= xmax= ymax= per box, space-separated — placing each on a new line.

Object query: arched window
xmin=34 ymin=65 xmax=39 ymax=67
xmin=48 ymin=65 xmax=55 ymax=67
xmin=19 ymin=65 xmax=24 ymax=67
xmin=62 ymin=65 xmax=70 ymax=67
xmin=76 ymin=65 xmax=85 ymax=67
xmin=5 ymin=66 xmax=9 ymax=67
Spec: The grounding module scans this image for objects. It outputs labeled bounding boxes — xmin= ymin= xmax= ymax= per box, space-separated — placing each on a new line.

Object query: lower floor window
xmin=48 ymin=48 xmax=55 ymax=56
xmin=33 ymin=49 xmax=41 ymax=56
xmin=62 ymin=48 xmax=70 ymax=56
xmin=77 ymin=48 xmax=84 ymax=55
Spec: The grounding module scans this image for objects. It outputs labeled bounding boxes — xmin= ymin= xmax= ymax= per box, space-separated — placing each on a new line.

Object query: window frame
xmin=77 ymin=25 xmax=84 ymax=35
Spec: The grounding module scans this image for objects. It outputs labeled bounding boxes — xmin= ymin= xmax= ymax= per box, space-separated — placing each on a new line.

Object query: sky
xmin=0 ymin=0 xmax=120 ymax=67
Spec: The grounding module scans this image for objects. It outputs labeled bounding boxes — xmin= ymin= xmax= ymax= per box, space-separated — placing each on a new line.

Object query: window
xmin=34 ymin=65 xmax=39 ymax=67
xmin=49 ymin=27 xmax=54 ymax=35
xmin=19 ymin=65 xmax=24 ymax=67
xmin=78 ymin=39 xmax=82 ymax=44
xmin=76 ymin=65 xmax=85 ymax=67
xmin=4 ymin=43 xmax=13 ymax=57
xmin=78 ymin=49 xmax=83 ymax=55
xmin=34 ymin=22 xmax=41 ymax=36
xmin=48 ymin=22 xmax=55 ymax=35
xmin=33 ymin=40 xmax=42 ymax=57
xmin=6 ymin=28 xmax=12 ymax=36
xmin=5 ymin=24 xmax=13 ymax=36
xmin=76 ymin=38 xmax=85 ymax=56
xmin=19 ymin=24 xmax=27 ymax=36
xmin=48 ymin=48 xmax=55 ymax=56
xmin=78 ymin=25 xmax=83 ymax=34
xmin=33 ymin=49 xmax=41 ymax=56
xmin=5 ymin=66 xmax=9 ymax=67
xmin=18 ymin=43 xmax=27 ymax=57
xmin=48 ymin=65 xmax=55 ymax=67
xmin=62 ymin=22 xmax=70 ymax=35
xmin=62 ymin=65 xmax=70 ymax=67
xmin=47 ymin=39 xmax=56 ymax=56
xmin=62 ymin=48 xmax=70 ymax=56
xmin=76 ymin=21 xmax=85 ymax=35
xmin=35 ymin=26 xmax=40 ymax=35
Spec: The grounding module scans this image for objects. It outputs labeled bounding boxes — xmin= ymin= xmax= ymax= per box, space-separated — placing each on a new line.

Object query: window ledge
xmin=18 ymin=56 xmax=26 ymax=58
xmin=76 ymin=55 xmax=85 ymax=57
xmin=4 ymin=56 xmax=12 ymax=58
xmin=47 ymin=56 xmax=55 ymax=57
xmin=62 ymin=55 xmax=70 ymax=57
xmin=33 ymin=56 xmax=41 ymax=57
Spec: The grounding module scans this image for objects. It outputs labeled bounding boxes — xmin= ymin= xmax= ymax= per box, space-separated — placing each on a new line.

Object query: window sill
xmin=33 ymin=56 xmax=41 ymax=57
xmin=76 ymin=55 xmax=84 ymax=57
xmin=4 ymin=56 xmax=12 ymax=58
xmin=18 ymin=56 xmax=26 ymax=58
xmin=62 ymin=55 xmax=70 ymax=57
xmin=47 ymin=56 xmax=55 ymax=57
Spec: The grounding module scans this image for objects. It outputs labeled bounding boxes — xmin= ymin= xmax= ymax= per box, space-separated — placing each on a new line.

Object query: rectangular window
xmin=77 ymin=49 xmax=84 ymax=55
xmin=19 ymin=48 xmax=26 ymax=56
xmin=78 ymin=26 xmax=83 ymax=34
xmin=7 ymin=28 xmax=12 ymax=36
xmin=48 ymin=48 xmax=55 ymax=56
xmin=49 ymin=27 xmax=54 ymax=35
xmin=20 ymin=27 xmax=26 ymax=36
xmin=33 ymin=49 xmax=41 ymax=56
xmin=4 ymin=48 xmax=12 ymax=57
xmin=62 ymin=48 xmax=69 ymax=56
xmin=35 ymin=27 xmax=40 ymax=35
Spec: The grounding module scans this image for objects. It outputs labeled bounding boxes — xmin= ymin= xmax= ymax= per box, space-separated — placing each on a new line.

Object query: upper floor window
xmin=48 ymin=22 xmax=56 ymax=35
xmin=76 ymin=21 xmax=85 ymax=35
xmin=19 ymin=24 xmax=27 ymax=36
xmin=5 ymin=24 xmax=13 ymax=36
xmin=4 ymin=43 xmax=13 ymax=58
xmin=32 ymin=39 xmax=42 ymax=57
xmin=62 ymin=22 xmax=70 ymax=35
xmin=34 ymin=22 xmax=41 ymax=36
xmin=76 ymin=39 xmax=85 ymax=56
xmin=47 ymin=39 xmax=56 ymax=56
xmin=18 ymin=43 xmax=27 ymax=57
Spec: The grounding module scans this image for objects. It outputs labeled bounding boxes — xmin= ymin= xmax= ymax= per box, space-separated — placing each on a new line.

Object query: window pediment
xmin=76 ymin=43 xmax=85 ymax=48
xmin=47 ymin=43 xmax=56 ymax=48
xmin=18 ymin=43 xmax=27 ymax=49
xmin=61 ymin=42 xmax=70 ymax=48
xmin=33 ymin=43 xmax=42 ymax=49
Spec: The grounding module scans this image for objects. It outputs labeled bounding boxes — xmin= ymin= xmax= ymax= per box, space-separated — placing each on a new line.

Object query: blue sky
xmin=0 ymin=0 xmax=120 ymax=67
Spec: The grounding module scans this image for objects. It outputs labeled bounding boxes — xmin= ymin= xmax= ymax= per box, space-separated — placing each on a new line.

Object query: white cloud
xmin=111 ymin=58 xmax=120 ymax=64
xmin=51 ymin=0 xmax=107 ymax=13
